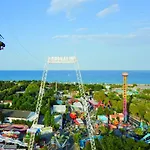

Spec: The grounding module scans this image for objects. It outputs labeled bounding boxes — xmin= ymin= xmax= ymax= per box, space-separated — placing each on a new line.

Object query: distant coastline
xmin=0 ymin=70 xmax=150 ymax=84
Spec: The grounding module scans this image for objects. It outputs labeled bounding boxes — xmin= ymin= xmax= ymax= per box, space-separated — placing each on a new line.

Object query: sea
xmin=0 ymin=70 xmax=150 ymax=84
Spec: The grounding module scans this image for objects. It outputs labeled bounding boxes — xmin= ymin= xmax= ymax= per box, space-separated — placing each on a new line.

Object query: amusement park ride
xmin=1 ymin=35 xmax=149 ymax=148
xmin=122 ymin=72 xmax=128 ymax=123
xmin=28 ymin=56 xmax=97 ymax=150
xmin=0 ymin=34 xmax=5 ymax=50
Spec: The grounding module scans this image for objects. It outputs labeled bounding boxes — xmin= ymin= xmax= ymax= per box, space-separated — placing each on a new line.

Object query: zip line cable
xmin=0 ymin=34 xmax=4 ymax=39
xmin=0 ymin=20 xmax=44 ymax=67
xmin=1 ymin=37 xmax=41 ymax=67
xmin=9 ymin=33 xmax=44 ymax=67
xmin=0 ymin=34 xmax=43 ymax=68
xmin=0 ymin=25 xmax=44 ymax=80
xmin=0 ymin=38 xmax=32 ymax=80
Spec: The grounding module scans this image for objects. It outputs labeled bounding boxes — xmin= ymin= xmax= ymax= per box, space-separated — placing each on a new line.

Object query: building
xmin=109 ymin=113 xmax=124 ymax=122
xmin=1 ymin=109 xmax=37 ymax=123
xmin=0 ymin=144 xmax=17 ymax=150
xmin=52 ymin=105 xmax=66 ymax=114
xmin=71 ymin=102 xmax=83 ymax=112
xmin=98 ymin=115 xmax=108 ymax=124
xmin=54 ymin=115 xmax=63 ymax=128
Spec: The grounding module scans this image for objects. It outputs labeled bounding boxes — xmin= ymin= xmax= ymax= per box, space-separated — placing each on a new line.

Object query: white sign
xmin=48 ymin=56 xmax=77 ymax=64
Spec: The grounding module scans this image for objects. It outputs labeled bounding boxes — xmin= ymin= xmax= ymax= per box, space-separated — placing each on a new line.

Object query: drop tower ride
xmin=122 ymin=72 xmax=128 ymax=123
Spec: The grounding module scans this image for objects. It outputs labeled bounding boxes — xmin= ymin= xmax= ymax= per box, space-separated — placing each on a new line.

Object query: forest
xmin=84 ymin=134 xmax=150 ymax=150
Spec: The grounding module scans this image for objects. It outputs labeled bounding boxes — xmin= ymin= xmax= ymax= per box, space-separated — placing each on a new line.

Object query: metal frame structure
xmin=28 ymin=63 xmax=48 ymax=150
xmin=122 ymin=72 xmax=128 ymax=123
xmin=28 ymin=56 xmax=96 ymax=150
xmin=75 ymin=60 xmax=96 ymax=150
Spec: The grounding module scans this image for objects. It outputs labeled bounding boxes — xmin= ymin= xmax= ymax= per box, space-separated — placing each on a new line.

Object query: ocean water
xmin=0 ymin=70 xmax=150 ymax=84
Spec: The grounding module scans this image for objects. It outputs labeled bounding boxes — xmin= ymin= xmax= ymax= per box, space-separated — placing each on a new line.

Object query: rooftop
xmin=1 ymin=109 xmax=32 ymax=119
xmin=53 ymin=105 xmax=66 ymax=114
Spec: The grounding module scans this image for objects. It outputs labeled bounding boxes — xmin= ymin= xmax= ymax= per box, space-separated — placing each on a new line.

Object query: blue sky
xmin=0 ymin=0 xmax=150 ymax=70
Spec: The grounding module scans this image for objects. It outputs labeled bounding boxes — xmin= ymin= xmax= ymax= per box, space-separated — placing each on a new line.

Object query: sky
xmin=0 ymin=0 xmax=150 ymax=70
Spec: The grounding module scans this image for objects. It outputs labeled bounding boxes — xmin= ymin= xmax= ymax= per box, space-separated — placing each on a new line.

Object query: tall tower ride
xmin=122 ymin=72 xmax=128 ymax=123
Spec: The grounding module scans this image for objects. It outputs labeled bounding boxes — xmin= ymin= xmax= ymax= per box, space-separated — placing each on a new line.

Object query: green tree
xmin=99 ymin=125 xmax=108 ymax=135
xmin=134 ymin=128 xmax=144 ymax=136
xmin=73 ymin=132 xmax=82 ymax=144
xmin=94 ymin=91 xmax=106 ymax=102
xmin=84 ymin=134 xmax=150 ymax=150
xmin=129 ymin=103 xmax=138 ymax=116
xmin=35 ymin=133 xmax=41 ymax=142
xmin=137 ymin=103 xmax=146 ymax=119
xmin=108 ymin=92 xmax=120 ymax=101
xmin=50 ymin=114 xmax=55 ymax=127
xmin=144 ymin=112 xmax=150 ymax=122
xmin=24 ymin=83 xmax=39 ymax=97
xmin=133 ymin=83 xmax=137 ymax=87
xmin=44 ymin=110 xmax=51 ymax=127
xmin=96 ymin=107 xmax=104 ymax=115
xmin=116 ymin=101 xmax=122 ymax=113
xmin=54 ymin=124 xmax=60 ymax=130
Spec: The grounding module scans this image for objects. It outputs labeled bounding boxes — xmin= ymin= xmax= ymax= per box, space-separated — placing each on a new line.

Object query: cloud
xmin=68 ymin=17 xmax=76 ymax=22
xmin=96 ymin=4 xmax=120 ymax=18
xmin=47 ymin=0 xmax=89 ymax=20
xmin=52 ymin=28 xmax=150 ymax=45
xmin=138 ymin=27 xmax=150 ymax=31
xmin=52 ymin=33 xmax=136 ymax=40
xmin=135 ymin=27 xmax=150 ymax=38
xmin=66 ymin=11 xmax=77 ymax=21
xmin=76 ymin=28 xmax=88 ymax=32
xmin=52 ymin=35 xmax=70 ymax=39
xmin=132 ymin=20 xmax=150 ymax=29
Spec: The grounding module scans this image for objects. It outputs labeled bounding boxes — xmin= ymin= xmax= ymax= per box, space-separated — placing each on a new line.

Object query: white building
xmin=52 ymin=105 xmax=66 ymax=114
xmin=71 ymin=102 xmax=83 ymax=111
xmin=54 ymin=115 xmax=63 ymax=127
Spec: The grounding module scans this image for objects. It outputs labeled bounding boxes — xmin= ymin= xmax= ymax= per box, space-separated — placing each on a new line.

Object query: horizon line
xmin=1 ymin=69 xmax=150 ymax=71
